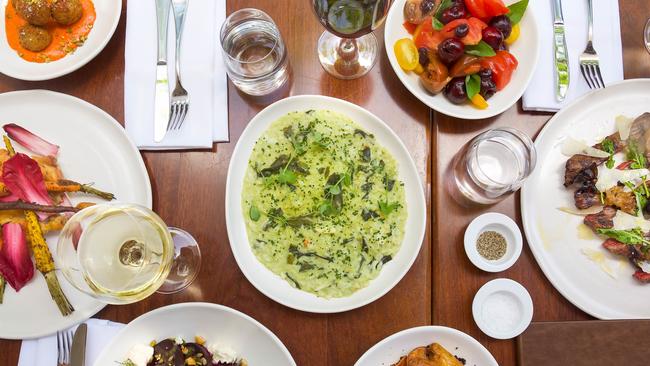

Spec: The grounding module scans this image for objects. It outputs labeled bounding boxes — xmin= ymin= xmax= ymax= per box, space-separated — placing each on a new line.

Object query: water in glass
xmin=453 ymin=128 xmax=536 ymax=204
xmin=220 ymin=9 xmax=289 ymax=96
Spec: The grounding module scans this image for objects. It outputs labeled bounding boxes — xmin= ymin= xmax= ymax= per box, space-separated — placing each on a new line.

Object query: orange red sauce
xmin=5 ymin=0 xmax=96 ymax=63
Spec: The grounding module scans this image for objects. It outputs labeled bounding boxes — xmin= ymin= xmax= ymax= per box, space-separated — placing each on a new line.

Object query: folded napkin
xmin=17 ymin=319 xmax=124 ymax=366
xmin=522 ymin=0 xmax=624 ymax=112
xmin=124 ymin=0 xmax=229 ymax=150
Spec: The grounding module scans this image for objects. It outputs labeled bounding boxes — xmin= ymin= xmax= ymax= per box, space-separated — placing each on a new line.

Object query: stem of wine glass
xmin=317 ymin=31 xmax=378 ymax=80
xmin=156 ymin=227 xmax=202 ymax=294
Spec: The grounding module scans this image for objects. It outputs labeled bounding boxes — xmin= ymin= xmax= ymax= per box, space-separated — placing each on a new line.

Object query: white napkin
xmin=124 ymin=0 xmax=229 ymax=150
xmin=521 ymin=0 xmax=624 ymax=112
xmin=17 ymin=319 xmax=124 ymax=366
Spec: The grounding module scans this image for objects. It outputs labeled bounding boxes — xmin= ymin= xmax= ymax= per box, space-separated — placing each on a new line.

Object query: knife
xmin=551 ymin=0 xmax=570 ymax=102
xmin=70 ymin=323 xmax=87 ymax=366
xmin=154 ymin=0 xmax=171 ymax=143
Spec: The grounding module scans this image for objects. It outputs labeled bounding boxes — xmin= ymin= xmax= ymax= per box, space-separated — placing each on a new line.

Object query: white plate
xmin=384 ymin=0 xmax=539 ymax=119
xmin=521 ymin=79 xmax=650 ymax=319
xmin=0 ymin=0 xmax=122 ymax=81
xmin=94 ymin=302 xmax=296 ymax=366
xmin=354 ymin=326 xmax=498 ymax=366
xmin=0 ymin=89 xmax=151 ymax=339
xmin=225 ymin=95 xmax=426 ymax=313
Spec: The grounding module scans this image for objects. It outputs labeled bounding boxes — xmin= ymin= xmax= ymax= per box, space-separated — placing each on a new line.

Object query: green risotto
xmin=242 ymin=110 xmax=407 ymax=298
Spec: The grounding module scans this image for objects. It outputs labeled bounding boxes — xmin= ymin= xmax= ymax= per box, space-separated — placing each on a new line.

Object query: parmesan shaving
xmin=557 ymin=206 xmax=604 ymax=216
xmin=612 ymin=210 xmax=650 ymax=232
xmin=637 ymin=261 xmax=650 ymax=273
xmin=615 ymin=115 xmax=634 ymax=140
xmin=560 ymin=137 xmax=610 ymax=158
xmin=582 ymin=248 xmax=617 ymax=279
xmin=595 ymin=166 xmax=649 ymax=192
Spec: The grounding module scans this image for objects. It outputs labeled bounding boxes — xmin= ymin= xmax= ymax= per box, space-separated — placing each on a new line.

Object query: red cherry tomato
xmin=465 ymin=0 xmax=488 ymax=19
xmin=414 ymin=18 xmax=446 ymax=50
xmin=403 ymin=21 xmax=418 ymax=35
xmin=465 ymin=0 xmax=509 ymax=19
xmin=480 ymin=50 xmax=518 ymax=90
xmin=441 ymin=17 xmax=487 ymax=45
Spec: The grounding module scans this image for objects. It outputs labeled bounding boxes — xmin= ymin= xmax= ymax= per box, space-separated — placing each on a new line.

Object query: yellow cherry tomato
xmin=394 ymin=38 xmax=419 ymax=71
xmin=505 ymin=23 xmax=520 ymax=45
xmin=470 ymin=94 xmax=489 ymax=109
xmin=414 ymin=63 xmax=425 ymax=74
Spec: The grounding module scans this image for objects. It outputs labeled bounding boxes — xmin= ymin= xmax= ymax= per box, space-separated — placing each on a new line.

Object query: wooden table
xmin=0 ymin=0 xmax=648 ymax=365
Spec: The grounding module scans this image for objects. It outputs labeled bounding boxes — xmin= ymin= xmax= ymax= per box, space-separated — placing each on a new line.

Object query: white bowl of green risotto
xmin=226 ymin=95 xmax=426 ymax=313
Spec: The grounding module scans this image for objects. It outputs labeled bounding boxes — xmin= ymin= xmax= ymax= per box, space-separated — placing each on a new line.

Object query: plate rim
xmin=520 ymin=78 xmax=650 ymax=320
xmin=0 ymin=0 xmax=123 ymax=81
xmin=0 ymin=88 xmax=152 ymax=339
xmin=353 ymin=325 xmax=498 ymax=366
xmin=93 ymin=302 xmax=297 ymax=366
xmin=225 ymin=94 xmax=427 ymax=313
xmin=383 ymin=0 xmax=540 ymax=120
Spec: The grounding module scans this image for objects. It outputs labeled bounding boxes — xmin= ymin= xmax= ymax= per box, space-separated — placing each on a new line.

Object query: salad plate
xmin=0 ymin=90 xmax=151 ymax=339
xmin=354 ymin=326 xmax=498 ymax=366
xmin=521 ymin=79 xmax=650 ymax=319
xmin=0 ymin=0 xmax=122 ymax=81
xmin=94 ymin=302 xmax=296 ymax=366
xmin=225 ymin=95 xmax=426 ymax=313
xmin=384 ymin=0 xmax=539 ymax=119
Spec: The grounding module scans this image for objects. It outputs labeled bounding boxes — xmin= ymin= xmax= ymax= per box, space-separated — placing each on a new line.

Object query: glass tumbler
xmin=220 ymin=8 xmax=290 ymax=96
xmin=453 ymin=128 xmax=537 ymax=204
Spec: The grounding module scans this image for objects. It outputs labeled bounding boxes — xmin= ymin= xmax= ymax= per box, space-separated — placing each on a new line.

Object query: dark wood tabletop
xmin=0 ymin=0 xmax=648 ymax=365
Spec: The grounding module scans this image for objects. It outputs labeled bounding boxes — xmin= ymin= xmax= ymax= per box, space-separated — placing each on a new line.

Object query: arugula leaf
xmin=249 ymin=204 xmax=261 ymax=221
xmin=601 ymin=138 xmax=615 ymax=169
xmin=627 ymin=141 xmax=647 ymax=169
xmin=506 ymin=0 xmax=529 ymax=25
xmin=465 ymin=74 xmax=481 ymax=100
xmin=465 ymin=41 xmax=497 ymax=57
xmin=378 ymin=200 xmax=399 ymax=216
xmin=596 ymin=227 xmax=650 ymax=246
xmin=432 ymin=17 xmax=444 ymax=30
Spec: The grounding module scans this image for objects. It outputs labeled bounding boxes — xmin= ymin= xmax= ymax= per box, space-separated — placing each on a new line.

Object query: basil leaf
xmin=249 ymin=205 xmax=261 ymax=221
xmin=432 ymin=17 xmax=444 ymax=31
xmin=434 ymin=0 xmax=454 ymax=19
xmin=465 ymin=74 xmax=481 ymax=100
xmin=506 ymin=0 xmax=529 ymax=25
xmin=465 ymin=41 xmax=497 ymax=57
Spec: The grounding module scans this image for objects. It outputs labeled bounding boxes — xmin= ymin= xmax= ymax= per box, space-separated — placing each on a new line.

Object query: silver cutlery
xmin=56 ymin=328 xmax=74 ymax=366
xmin=154 ymin=0 xmax=172 ymax=143
xmin=70 ymin=323 xmax=87 ymax=366
xmin=578 ymin=0 xmax=605 ymax=89
xmin=168 ymin=0 xmax=190 ymax=131
xmin=552 ymin=0 xmax=570 ymax=101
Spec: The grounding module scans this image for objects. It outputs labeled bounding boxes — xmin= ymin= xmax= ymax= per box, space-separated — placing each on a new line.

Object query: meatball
xmin=18 ymin=24 xmax=52 ymax=52
xmin=13 ymin=0 xmax=52 ymax=26
xmin=51 ymin=0 xmax=83 ymax=26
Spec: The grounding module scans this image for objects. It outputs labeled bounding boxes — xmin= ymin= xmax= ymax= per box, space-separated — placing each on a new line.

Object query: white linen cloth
xmin=124 ymin=0 xmax=229 ymax=150
xmin=522 ymin=0 xmax=624 ymax=112
xmin=17 ymin=319 xmax=124 ymax=366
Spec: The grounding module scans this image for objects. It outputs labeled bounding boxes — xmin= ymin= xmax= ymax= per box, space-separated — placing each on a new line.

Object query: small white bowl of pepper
xmin=464 ymin=213 xmax=523 ymax=273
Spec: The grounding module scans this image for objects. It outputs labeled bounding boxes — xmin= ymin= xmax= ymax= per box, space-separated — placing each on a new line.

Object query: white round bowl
xmin=472 ymin=278 xmax=533 ymax=339
xmin=94 ymin=303 xmax=296 ymax=366
xmin=0 ymin=0 xmax=122 ymax=81
xmin=464 ymin=212 xmax=523 ymax=272
xmin=354 ymin=326 xmax=498 ymax=366
xmin=225 ymin=95 xmax=427 ymax=313
xmin=384 ymin=0 xmax=540 ymax=119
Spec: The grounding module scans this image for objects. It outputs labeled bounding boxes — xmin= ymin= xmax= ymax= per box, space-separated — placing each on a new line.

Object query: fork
xmin=56 ymin=328 xmax=74 ymax=366
xmin=167 ymin=0 xmax=190 ymax=131
xmin=578 ymin=0 xmax=605 ymax=89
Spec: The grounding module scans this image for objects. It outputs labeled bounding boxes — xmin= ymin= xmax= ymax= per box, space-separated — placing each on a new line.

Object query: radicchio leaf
xmin=2 ymin=153 xmax=53 ymax=206
xmin=0 ymin=223 xmax=34 ymax=291
xmin=3 ymin=124 xmax=59 ymax=157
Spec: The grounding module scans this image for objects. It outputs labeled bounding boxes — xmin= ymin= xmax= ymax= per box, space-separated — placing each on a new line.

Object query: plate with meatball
xmin=0 ymin=0 xmax=122 ymax=80
xmin=385 ymin=0 xmax=539 ymax=119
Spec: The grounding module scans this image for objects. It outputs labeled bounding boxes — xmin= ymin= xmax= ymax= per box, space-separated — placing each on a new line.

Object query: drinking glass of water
xmin=453 ymin=128 xmax=536 ymax=204
xmin=220 ymin=8 xmax=290 ymax=96
xmin=57 ymin=203 xmax=202 ymax=304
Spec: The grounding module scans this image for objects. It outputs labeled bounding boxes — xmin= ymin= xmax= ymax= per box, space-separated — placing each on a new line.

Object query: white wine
xmin=73 ymin=206 xmax=173 ymax=303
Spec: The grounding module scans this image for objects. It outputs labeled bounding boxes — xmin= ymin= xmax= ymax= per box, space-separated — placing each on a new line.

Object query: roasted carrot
xmin=0 ymin=180 xmax=115 ymax=201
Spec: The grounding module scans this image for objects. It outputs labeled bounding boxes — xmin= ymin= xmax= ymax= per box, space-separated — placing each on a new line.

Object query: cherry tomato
xmin=394 ymin=38 xmax=419 ymax=71
xmin=449 ymin=55 xmax=482 ymax=77
xmin=403 ymin=21 xmax=418 ymax=35
xmin=480 ymin=50 xmax=518 ymax=90
xmin=465 ymin=0 xmax=509 ymax=19
xmin=470 ymin=94 xmax=489 ymax=109
xmin=505 ymin=23 xmax=520 ymax=45
xmin=441 ymin=17 xmax=487 ymax=45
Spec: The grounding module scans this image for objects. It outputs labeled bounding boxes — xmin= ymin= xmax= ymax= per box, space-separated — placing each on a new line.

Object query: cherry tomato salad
xmin=395 ymin=0 xmax=529 ymax=109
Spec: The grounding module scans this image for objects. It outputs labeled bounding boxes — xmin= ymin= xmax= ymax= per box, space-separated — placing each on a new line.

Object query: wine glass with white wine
xmin=57 ymin=203 xmax=201 ymax=304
